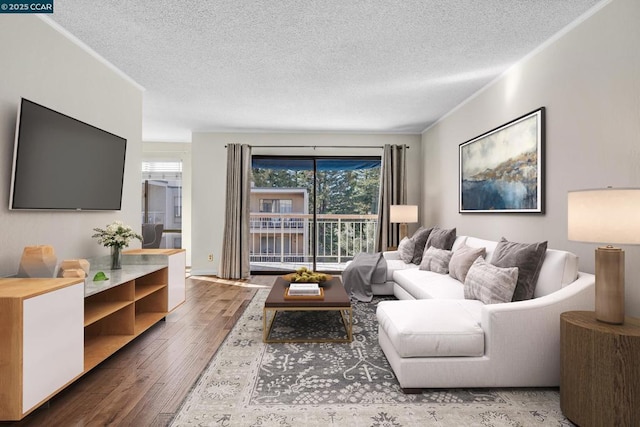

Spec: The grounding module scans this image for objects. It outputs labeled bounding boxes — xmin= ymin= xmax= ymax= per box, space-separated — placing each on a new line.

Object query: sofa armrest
xmin=383 ymin=251 xmax=400 ymax=261
xmin=482 ymin=272 xmax=595 ymax=344
xmin=479 ymin=272 xmax=595 ymax=385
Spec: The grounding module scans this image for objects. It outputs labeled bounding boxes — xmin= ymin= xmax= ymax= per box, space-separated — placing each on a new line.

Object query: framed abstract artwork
xmin=459 ymin=107 xmax=545 ymax=213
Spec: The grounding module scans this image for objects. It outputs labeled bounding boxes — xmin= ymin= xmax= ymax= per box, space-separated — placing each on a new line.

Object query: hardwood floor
xmin=5 ymin=275 xmax=275 ymax=427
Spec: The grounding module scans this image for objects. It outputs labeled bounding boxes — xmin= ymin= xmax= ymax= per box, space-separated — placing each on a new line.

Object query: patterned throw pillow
xmin=410 ymin=226 xmax=433 ymax=264
xmin=464 ymin=257 xmax=519 ymax=304
xmin=397 ymin=237 xmax=415 ymax=264
xmin=449 ymin=244 xmax=486 ymax=283
xmin=426 ymin=227 xmax=457 ymax=250
xmin=419 ymin=246 xmax=453 ymax=274
xmin=491 ymin=238 xmax=547 ymax=301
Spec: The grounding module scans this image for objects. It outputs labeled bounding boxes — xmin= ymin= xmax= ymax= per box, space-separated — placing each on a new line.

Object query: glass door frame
xmin=249 ymin=154 xmax=381 ymax=274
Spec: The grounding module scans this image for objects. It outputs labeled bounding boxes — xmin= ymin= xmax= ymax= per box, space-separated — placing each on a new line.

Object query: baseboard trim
xmin=190 ymin=269 xmax=218 ymax=276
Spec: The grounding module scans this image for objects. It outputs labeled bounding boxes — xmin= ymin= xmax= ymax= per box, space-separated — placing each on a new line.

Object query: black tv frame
xmin=9 ymin=98 xmax=127 ymax=211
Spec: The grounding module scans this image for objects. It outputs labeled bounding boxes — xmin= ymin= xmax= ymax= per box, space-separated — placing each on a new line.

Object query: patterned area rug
xmin=171 ymin=289 xmax=573 ymax=426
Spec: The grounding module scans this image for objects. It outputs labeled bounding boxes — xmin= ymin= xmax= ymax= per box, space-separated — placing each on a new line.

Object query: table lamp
xmin=568 ymin=188 xmax=640 ymax=324
xmin=390 ymin=205 xmax=418 ymax=240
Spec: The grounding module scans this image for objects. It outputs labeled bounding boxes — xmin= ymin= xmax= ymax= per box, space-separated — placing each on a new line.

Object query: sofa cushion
xmin=419 ymin=247 xmax=452 ymax=274
xmin=376 ymin=299 xmax=485 ymax=357
xmin=410 ymin=226 xmax=433 ymax=264
xmin=450 ymin=235 xmax=468 ymax=251
xmin=426 ymin=227 xmax=457 ymax=250
xmin=464 ymin=257 xmax=519 ymax=304
xmin=397 ymin=237 xmax=415 ymax=263
xmin=385 ymin=259 xmax=419 ymax=281
xmin=449 ymin=244 xmax=486 ymax=283
xmin=393 ymin=268 xmax=465 ymax=299
xmin=491 ymin=238 xmax=547 ymax=301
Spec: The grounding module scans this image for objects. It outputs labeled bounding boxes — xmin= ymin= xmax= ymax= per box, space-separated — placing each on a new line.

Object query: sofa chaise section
xmin=374 ymin=234 xmax=596 ymax=390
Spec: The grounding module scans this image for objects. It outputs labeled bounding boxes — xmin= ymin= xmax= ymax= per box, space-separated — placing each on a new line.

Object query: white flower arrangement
xmin=92 ymin=221 xmax=143 ymax=249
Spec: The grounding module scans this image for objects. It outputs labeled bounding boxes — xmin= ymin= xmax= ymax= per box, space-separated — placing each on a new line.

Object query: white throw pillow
xmin=419 ymin=246 xmax=453 ymax=274
xmin=464 ymin=257 xmax=519 ymax=304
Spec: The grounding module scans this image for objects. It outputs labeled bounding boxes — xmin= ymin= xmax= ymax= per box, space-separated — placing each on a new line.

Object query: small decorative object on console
xmin=58 ymin=259 xmax=90 ymax=278
xmin=92 ymin=271 xmax=108 ymax=281
xmin=92 ymin=221 xmax=142 ymax=270
xmin=17 ymin=245 xmax=57 ymax=278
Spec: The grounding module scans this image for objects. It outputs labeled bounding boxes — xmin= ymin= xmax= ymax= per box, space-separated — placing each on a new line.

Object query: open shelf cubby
xmin=82 ymin=268 xmax=169 ymax=371
xmin=84 ymin=304 xmax=135 ymax=371
xmin=134 ymin=268 xmax=168 ymax=334
xmin=84 ymin=280 xmax=134 ymax=327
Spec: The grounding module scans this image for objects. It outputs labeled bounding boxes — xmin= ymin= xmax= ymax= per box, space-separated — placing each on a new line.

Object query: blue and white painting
xmin=459 ymin=109 xmax=544 ymax=213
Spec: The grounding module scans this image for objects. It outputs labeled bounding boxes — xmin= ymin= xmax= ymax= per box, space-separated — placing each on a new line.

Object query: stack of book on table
xmin=288 ymin=282 xmax=321 ymax=296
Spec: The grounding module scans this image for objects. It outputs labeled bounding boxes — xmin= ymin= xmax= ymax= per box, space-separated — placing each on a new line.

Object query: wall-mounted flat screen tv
xmin=9 ymin=98 xmax=127 ymax=210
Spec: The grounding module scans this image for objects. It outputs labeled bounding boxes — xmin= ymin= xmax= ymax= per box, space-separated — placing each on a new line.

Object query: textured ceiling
xmin=49 ymin=0 xmax=604 ymax=142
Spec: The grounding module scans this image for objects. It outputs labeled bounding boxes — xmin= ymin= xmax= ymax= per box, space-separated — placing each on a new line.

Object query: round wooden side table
xmin=560 ymin=311 xmax=640 ymax=427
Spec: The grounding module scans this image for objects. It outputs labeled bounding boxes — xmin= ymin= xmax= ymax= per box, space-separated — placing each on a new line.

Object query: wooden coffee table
xmin=263 ymin=276 xmax=353 ymax=343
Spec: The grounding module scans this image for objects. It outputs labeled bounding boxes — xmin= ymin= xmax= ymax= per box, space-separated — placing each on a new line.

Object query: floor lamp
xmin=568 ymin=188 xmax=640 ymax=324
xmin=390 ymin=205 xmax=418 ymax=241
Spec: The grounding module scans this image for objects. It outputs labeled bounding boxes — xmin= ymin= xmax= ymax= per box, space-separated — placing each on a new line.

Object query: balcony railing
xmin=250 ymin=213 xmax=378 ymax=271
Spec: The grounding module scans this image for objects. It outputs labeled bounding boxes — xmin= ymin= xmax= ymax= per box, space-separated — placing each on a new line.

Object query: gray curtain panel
xmin=375 ymin=144 xmax=407 ymax=251
xmin=219 ymin=143 xmax=252 ymax=279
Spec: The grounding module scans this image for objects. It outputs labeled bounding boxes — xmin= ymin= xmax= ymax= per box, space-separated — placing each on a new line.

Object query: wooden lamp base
xmin=595 ymin=246 xmax=625 ymax=324
xmin=399 ymin=223 xmax=408 ymax=241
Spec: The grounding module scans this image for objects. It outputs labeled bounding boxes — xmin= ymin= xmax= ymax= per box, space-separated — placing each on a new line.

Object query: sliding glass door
xmin=250 ymin=156 xmax=380 ymax=273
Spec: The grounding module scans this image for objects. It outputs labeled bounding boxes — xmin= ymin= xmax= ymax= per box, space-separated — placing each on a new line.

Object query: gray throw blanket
xmin=342 ymin=252 xmax=387 ymax=302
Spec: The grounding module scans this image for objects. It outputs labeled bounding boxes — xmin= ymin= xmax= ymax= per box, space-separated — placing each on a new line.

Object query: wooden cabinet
xmin=123 ymin=248 xmax=186 ymax=312
xmin=0 ymin=279 xmax=84 ymax=421
xmin=560 ymin=311 xmax=640 ymax=427
xmin=0 ymin=249 xmax=186 ymax=421
xmin=167 ymin=250 xmax=186 ymax=311
xmin=83 ymin=249 xmax=185 ymax=372
xmin=134 ymin=269 xmax=169 ymax=332
xmin=83 ymin=268 xmax=168 ymax=371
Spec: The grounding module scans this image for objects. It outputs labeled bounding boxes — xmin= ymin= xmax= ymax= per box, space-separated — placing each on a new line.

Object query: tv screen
xmin=9 ymin=98 xmax=127 ymax=210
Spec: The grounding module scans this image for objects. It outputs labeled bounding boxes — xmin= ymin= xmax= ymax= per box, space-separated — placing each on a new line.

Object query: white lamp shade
xmin=390 ymin=205 xmax=418 ymax=223
xmin=568 ymin=188 xmax=640 ymax=244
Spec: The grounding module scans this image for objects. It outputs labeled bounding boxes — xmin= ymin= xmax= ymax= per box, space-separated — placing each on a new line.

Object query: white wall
xmin=422 ymin=0 xmax=640 ymax=315
xmin=191 ymin=132 xmax=421 ymax=275
xmin=0 ymin=16 xmax=143 ymax=276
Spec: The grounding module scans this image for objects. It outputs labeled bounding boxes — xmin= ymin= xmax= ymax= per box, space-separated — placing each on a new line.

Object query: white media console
xmin=0 ymin=249 xmax=186 ymax=421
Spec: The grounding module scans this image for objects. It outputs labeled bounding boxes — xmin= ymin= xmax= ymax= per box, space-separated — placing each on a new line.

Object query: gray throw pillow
xmin=426 ymin=227 xmax=457 ymax=250
xmin=419 ymin=246 xmax=453 ymax=274
xmin=490 ymin=238 xmax=548 ymax=301
xmin=397 ymin=237 xmax=415 ymax=264
xmin=449 ymin=244 xmax=486 ymax=283
xmin=464 ymin=257 xmax=519 ymax=304
xmin=410 ymin=226 xmax=433 ymax=264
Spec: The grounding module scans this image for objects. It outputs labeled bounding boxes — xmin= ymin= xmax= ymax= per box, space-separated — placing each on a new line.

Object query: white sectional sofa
xmin=374 ymin=235 xmax=595 ymax=391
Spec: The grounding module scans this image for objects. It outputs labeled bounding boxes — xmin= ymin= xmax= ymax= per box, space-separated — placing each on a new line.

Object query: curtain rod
xmin=224 ymin=144 xmax=409 ymax=149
